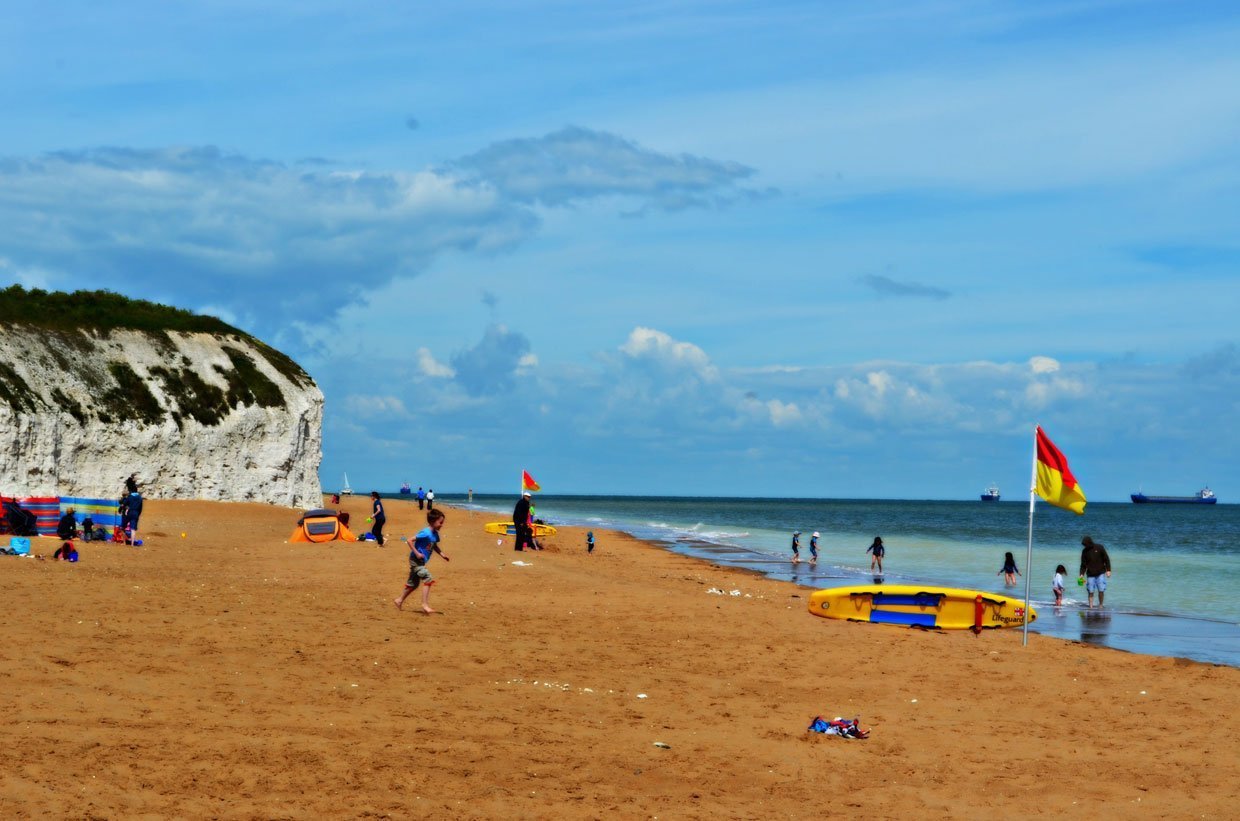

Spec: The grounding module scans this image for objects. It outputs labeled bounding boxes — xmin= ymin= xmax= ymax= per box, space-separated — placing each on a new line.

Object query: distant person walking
xmin=586 ymin=531 xmax=595 ymax=554
xmin=512 ymin=491 xmax=534 ymax=552
xmin=1079 ymin=536 xmax=1112 ymax=608
xmin=394 ymin=509 xmax=449 ymax=614
xmin=998 ymin=552 xmax=1021 ymax=586
xmin=416 ymin=487 xmax=425 ymax=510
xmin=468 ymin=488 xmax=474 ymax=504
xmin=790 ymin=531 xmax=801 ymax=563
xmin=866 ymin=537 xmax=885 ymax=574
xmin=809 ymin=532 xmax=820 ymax=564
xmin=426 ymin=489 xmax=435 ymax=510
xmin=123 ymin=492 xmax=143 ymax=545
xmin=370 ymin=491 xmax=386 ymax=547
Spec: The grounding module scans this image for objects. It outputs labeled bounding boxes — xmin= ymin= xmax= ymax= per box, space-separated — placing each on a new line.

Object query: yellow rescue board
xmin=484 ymin=521 xmax=558 ymax=537
xmin=808 ymin=585 xmax=1036 ymax=630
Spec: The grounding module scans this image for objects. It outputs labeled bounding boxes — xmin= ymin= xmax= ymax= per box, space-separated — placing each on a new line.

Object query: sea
xmin=400 ymin=493 xmax=1240 ymax=668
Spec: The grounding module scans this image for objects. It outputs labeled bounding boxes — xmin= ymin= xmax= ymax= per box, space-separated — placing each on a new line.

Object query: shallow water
xmin=424 ymin=493 xmax=1240 ymax=667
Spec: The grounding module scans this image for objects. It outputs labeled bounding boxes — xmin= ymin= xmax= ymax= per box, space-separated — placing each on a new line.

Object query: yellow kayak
xmin=484 ymin=521 xmax=558 ymax=537
xmin=808 ymin=585 xmax=1036 ymax=631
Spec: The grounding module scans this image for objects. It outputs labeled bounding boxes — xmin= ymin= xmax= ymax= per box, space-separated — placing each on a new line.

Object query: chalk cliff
xmin=0 ymin=312 xmax=323 ymax=508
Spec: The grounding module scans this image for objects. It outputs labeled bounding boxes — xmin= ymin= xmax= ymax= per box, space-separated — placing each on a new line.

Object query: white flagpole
xmin=1022 ymin=425 xmax=1039 ymax=646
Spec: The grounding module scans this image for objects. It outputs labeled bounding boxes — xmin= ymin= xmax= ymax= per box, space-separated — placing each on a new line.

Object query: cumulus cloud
xmin=1029 ymin=356 xmax=1060 ymax=374
xmin=448 ymin=126 xmax=756 ymax=211
xmin=0 ymin=128 xmax=755 ymax=335
xmin=448 ymin=323 xmax=533 ymax=395
xmin=860 ymin=273 xmax=951 ymax=300
xmin=416 ymin=347 xmax=455 ymax=378
xmin=619 ymin=327 xmax=719 ymax=382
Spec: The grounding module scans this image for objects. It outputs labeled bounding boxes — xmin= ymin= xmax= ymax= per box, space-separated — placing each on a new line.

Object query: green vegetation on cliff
xmin=0 ymin=285 xmax=311 ymax=387
xmin=0 ymin=286 xmax=315 ymax=422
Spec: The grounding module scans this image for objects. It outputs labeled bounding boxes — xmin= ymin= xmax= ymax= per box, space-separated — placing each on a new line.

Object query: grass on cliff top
xmin=0 ymin=285 xmax=312 ymax=386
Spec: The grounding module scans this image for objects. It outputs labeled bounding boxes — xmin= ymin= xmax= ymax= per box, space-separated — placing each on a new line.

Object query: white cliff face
xmin=0 ymin=326 xmax=322 ymax=508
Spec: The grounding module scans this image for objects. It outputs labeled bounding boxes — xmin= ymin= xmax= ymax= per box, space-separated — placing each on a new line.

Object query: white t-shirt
xmin=1052 ymin=572 xmax=1065 ymax=592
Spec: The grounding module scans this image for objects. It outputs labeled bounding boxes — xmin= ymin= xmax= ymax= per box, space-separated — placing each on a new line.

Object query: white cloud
xmin=416 ymin=347 xmax=456 ymax=378
xmin=0 ymin=129 xmax=754 ymax=335
xmin=344 ymin=394 xmax=408 ymax=418
xmin=1029 ymin=356 xmax=1060 ymax=374
xmin=619 ymin=327 xmax=719 ymax=381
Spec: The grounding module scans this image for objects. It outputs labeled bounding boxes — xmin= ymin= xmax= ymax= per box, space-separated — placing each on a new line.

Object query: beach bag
xmin=808 ymin=716 xmax=870 ymax=739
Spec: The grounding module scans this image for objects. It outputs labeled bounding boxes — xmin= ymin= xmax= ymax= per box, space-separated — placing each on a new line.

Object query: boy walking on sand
xmin=394 ymin=510 xmax=450 ymax=614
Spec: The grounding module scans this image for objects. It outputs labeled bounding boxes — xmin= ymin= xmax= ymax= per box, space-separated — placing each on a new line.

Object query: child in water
xmin=791 ymin=531 xmax=801 ymax=563
xmin=809 ymin=532 xmax=819 ymax=564
xmin=998 ymin=551 xmax=1021 ymax=586
xmin=1052 ymin=564 xmax=1067 ymax=605
xmin=866 ymin=537 xmax=885 ymax=574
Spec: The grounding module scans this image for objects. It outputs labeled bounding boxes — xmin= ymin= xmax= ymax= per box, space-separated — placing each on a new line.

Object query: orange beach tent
xmin=289 ymin=508 xmax=358 ymax=543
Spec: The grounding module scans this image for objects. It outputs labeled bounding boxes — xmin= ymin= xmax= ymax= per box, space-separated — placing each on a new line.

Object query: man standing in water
xmin=512 ymin=490 xmax=534 ymax=552
xmin=1079 ymin=536 xmax=1112 ymax=608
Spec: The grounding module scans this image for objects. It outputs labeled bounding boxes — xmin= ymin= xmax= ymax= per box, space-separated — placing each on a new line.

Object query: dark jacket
xmin=1080 ymin=543 xmax=1111 ymax=577
xmin=57 ymin=512 xmax=77 ymax=540
xmin=513 ymin=497 xmax=531 ymax=528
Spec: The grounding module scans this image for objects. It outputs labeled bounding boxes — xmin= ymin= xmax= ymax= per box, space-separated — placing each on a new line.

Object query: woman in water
xmin=998 ymin=551 xmax=1021 ymax=586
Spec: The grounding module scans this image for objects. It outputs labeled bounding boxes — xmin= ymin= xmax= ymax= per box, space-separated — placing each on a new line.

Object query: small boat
xmin=980 ymin=485 xmax=1000 ymax=502
xmin=399 ymin=482 xmax=412 ymax=495
xmin=341 ymin=472 xmax=353 ymax=496
xmin=1130 ymin=487 xmax=1217 ymax=505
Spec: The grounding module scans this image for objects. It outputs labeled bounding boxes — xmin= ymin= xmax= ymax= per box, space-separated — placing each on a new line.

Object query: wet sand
xmin=2 ymin=498 xmax=1237 ymax=818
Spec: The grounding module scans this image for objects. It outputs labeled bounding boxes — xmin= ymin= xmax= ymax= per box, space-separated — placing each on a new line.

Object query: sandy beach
xmin=2 ymin=497 xmax=1237 ymax=818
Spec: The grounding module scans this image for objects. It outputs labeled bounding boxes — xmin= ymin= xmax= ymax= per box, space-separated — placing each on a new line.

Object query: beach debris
xmin=636 ymin=693 xmax=648 ymax=699
xmin=910 ymin=699 xmax=918 ymax=703
xmin=653 ymin=742 xmax=671 ymax=749
xmin=808 ymin=716 xmax=870 ymax=739
xmin=512 ymin=560 xmax=532 ymax=567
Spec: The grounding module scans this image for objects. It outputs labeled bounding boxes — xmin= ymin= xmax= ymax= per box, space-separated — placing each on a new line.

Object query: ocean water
xmin=412 ymin=493 xmax=1240 ymax=667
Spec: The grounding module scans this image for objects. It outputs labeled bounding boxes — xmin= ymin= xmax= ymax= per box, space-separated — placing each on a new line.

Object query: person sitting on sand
xmin=998 ymin=551 xmax=1021 ymax=586
xmin=791 ymin=531 xmax=801 ymax=563
xmin=52 ymin=541 xmax=77 ymax=561
xmin=394 ymin=509 xmax=450 ymax=614
xmin=866 ymin=537 xmax=885 ymax=573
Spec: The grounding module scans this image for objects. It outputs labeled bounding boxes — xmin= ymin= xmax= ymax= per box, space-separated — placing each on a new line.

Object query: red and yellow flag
xmin=521 ymin=470 xmax=541 ymax=493
xmin=1035 ymin=426 xmax=1086 ymax=515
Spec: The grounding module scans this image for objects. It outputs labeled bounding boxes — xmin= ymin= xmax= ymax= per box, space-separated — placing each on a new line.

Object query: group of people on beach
xmin=998 ymin=536 xmax=1113 ymax=607
xmin=790 ymin=531 xmax=885 ymax=573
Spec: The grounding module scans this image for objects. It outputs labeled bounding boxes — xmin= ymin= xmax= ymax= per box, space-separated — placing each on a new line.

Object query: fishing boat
xmin=1130 ymin=487 xmax=1216 ymax=505
xmin=980 ymin=485 xmax=1000 ymax=502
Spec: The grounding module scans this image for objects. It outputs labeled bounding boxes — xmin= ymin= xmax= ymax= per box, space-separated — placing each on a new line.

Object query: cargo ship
xmin=1130 ymin=487 xmax=1217 ymax=504
xmin=980 ymin=485 xmax=1000 ymax=502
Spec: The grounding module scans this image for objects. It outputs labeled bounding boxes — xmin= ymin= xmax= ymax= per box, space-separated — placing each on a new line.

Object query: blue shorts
xmin=1086 ymin=575 xmax=1107 ymax=593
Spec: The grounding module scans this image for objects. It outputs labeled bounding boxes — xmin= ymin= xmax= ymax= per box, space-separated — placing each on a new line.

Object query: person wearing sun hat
xmin=809 ymin=531 xmax=820 ymax=564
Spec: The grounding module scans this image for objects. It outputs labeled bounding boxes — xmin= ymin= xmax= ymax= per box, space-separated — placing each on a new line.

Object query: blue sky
xmin=3 ymin=0 xmax=1239 ymax=500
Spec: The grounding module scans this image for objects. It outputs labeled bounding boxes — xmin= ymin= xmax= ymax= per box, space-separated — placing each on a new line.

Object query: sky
xmin=3 ymin=0 xmax=1239 ymax=501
